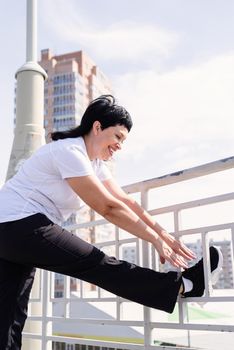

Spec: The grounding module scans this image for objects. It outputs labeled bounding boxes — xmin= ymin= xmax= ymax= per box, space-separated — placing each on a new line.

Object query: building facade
xmin=39 ymin=48 xmax=112 ymax=140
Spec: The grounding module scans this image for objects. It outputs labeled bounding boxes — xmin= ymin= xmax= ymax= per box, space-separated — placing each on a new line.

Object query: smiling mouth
xmin=108 ymin=146 xmax=114 ymax=157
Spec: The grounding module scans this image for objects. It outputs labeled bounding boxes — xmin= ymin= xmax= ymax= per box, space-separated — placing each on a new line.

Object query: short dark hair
xmin=51 ymin=95 xmax=133 ymax=141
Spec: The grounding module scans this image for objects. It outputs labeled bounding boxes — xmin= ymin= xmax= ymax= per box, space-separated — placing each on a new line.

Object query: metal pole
xmin=21 ymin=1 xmax=49 ymax=347
xmin=141 ymin=190 xmax=152 ymax=350
xmin=6 ymin=0 xmax=47 ymax=181
xmin=6 ymin=1 xmax=48 ymax=349
xmin=26 ymin=0 xmax=37 ymax=62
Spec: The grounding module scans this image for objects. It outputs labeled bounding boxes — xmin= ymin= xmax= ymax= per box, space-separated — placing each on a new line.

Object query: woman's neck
xmin=83 ymin=134 xmax=96 ymax=161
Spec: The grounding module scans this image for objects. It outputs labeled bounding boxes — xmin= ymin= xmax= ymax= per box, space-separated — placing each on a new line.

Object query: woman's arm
xmin=66 ymin=175 xmax=188 ymax=268
xmin=103 ymin=177 xmax=196 ymax=262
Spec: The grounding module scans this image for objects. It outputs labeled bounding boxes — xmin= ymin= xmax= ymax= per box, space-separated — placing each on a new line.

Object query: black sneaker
xmin=181 ymin=246 xmax=223 ymax=298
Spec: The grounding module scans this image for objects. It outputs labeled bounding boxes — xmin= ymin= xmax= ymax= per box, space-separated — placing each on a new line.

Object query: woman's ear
xmin=93 ymin=121 xmax=101 ymax=135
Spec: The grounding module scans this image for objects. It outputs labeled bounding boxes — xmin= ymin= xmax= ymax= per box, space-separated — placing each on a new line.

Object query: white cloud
xmin=110 ymin=53 xmax=234 ymax=184
xmin=113 ymin=52 xmax=234 ymax=158
xmin=81 ymin=23 xmax=178 ymax=62
xmin=39 ymin=0 xmax=179 ymax=64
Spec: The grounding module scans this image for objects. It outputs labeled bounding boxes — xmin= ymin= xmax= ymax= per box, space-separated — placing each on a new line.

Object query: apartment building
xmin=39 ymin=48 xmax=112 ymax=140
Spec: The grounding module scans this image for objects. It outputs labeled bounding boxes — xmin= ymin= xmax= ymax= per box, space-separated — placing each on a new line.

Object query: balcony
xmin=23 ymin=156 xmax=234 ymax=350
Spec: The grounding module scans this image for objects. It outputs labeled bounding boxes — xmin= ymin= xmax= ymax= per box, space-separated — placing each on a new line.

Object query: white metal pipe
xmin=141 ymin=190 xmax=153 ymax=350
xmin=149 ymin=192 xmax=234 ymax=216
xmin=8 ymin=1 xmax=49 ymax=349
xmin=26 ymin=0 xmax=37 ymax=62
xmin=123 ymin=156 xmax=234 ymax=193
xmin=231 ymin=228 xmax=234 ymax=288
xmin=41 ymin=271 xmax=52 ymax=350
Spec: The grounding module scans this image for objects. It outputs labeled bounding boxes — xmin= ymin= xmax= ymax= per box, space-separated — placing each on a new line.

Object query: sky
xmin=0 ymin=0 xmax=234 ymax=190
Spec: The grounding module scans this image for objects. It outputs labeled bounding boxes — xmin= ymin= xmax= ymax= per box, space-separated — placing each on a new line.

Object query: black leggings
xmin=0 ymin=213 xmax=182 ymax=350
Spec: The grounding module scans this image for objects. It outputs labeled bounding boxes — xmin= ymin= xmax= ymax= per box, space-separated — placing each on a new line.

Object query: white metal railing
xmin=23 ymin=156 xmax=234 ymax=350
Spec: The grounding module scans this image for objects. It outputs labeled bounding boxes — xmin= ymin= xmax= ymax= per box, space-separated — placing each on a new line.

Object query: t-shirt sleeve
xmin=51 ymin=144 xmax=94 ymax=179
xmin=96 ymin=160 xmax=112 ymax=182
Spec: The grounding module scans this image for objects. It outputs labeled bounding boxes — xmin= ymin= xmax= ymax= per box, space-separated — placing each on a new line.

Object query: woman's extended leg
xmin=11 ymin=267 xmax=36 ymax=349
xmin=0 ymin=258 xmax=35 ymax=350
xmin=0 ymin=214 xmax=182 ymax=317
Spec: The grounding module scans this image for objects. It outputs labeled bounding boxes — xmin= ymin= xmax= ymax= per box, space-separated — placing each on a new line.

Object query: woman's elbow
xmin=94 ymin=201 xmax=116 ymax=218
xmin=100 ymin=201 xmax=121 ymax=220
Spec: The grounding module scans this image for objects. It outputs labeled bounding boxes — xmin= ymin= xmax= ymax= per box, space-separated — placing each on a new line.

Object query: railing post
xmin=231 ymin=226 xmax=234 ymax=288
xmin=22 ymin=269 xmax=42 ymax=350
xmin=41 ymin=270 xmax=52 ymax=350
xmin=202 ymin=232 xmax=213 ymax=296
xmin=175 ymin=210 xmax=191 ymax=348
xmin=141 ymin=190 xmax=152 ymax=349
xmin=115 ymin=226 xmax=124 ymax=321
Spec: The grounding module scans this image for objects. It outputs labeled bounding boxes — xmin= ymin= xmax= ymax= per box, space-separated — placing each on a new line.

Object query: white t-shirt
xmin=0 ymin=137 xmax=112 ymax=224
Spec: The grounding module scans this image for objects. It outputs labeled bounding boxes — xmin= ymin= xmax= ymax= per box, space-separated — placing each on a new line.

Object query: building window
xmin=54 ymin=291 xmax=63 ymax=298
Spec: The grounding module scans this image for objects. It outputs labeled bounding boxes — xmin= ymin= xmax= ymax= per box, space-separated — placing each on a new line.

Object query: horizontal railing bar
xmin=28 ymin=292 xmax=234 ymax=320
xmin=147 ymin=347 xmax=197 ymax=350
xmin=149 ymin=192 xmax=234 ymax=216
xmin=63 ymin=220 xmax=234 ymax=244
xmin=181 ymin=295 xmax=234 ymax=302
xmin=22 ymin=332 xmax=42 ymax=339
xmin=123 ymin=156 xmax=234 ymax=193
xmin=50 ymin=297 xmax=120 ymax=303
xmin=63 ymin=220 xmax=234 ymax=248
xmin=29 ymin=292 xmax=234 ymax=316
xmin=95 ymin=237 xmax=137 ymax=248
xmin=150 ymin=322 xmax=234 ymax=332
xmin=174 ymin=222 xmax=234 ymax=236
xmin=64 ymin=193 xmax=234 ymax=232
xmin=27 ymin=316 xmax=144 ymax=326
xmin=65 ymin=218 xmax=107 ymax=231
xmin=47 ymin=292 xmax=234 ymax=304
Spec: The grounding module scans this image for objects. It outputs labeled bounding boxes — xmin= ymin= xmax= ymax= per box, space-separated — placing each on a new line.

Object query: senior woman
xmin=0 ymin=95 xmax=222 ymax=349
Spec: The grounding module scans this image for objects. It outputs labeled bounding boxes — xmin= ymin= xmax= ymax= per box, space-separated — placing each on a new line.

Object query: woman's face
xmin=95 ymin=124 xmax=128 ymax=161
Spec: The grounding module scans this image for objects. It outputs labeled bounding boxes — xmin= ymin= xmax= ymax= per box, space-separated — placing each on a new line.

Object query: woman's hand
xmin=153 ymin=237 xmax=190 ymax=268
xmin=158 ymin=230 xmax=196 ymax=265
